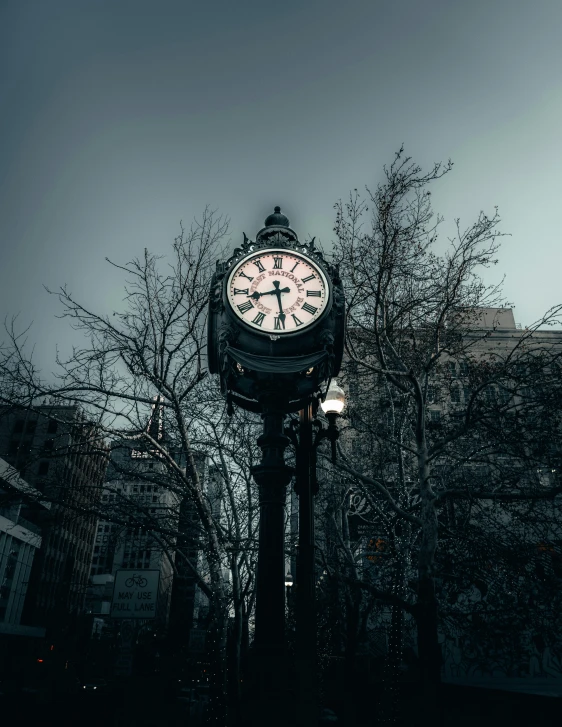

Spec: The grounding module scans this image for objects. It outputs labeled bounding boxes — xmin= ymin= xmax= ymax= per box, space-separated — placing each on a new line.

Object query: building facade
xmin=87 ymin=400 xmax=188 ymax=631
xmin=333 ymin=307 xmax=562 ymax=686
xmin=0 ymin=458 xmax=49 ymax=637
xmin=0 ymin=403 xmax=107 ymax=632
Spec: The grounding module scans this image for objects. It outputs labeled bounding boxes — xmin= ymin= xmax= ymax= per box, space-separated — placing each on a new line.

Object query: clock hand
xmin=248 ymin=283 xmax=291 ymax=300
xmin=270 ymin=281 xmax=290 ymax=329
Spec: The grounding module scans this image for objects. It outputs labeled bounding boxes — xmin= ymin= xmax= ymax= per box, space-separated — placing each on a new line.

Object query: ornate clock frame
xmin=207 ymin=207 xmax=345 ymax=413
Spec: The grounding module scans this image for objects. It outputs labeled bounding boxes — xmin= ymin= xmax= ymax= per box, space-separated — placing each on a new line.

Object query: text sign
xmin=110 ymin=570 xmax=160 ymax=619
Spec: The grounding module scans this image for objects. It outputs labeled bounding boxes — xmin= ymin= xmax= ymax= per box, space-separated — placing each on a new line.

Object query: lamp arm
xmin=284 ymin=420 xmax=300 ymax=448
xmin=311 ymin=414 xmax=340 ymax=463
xmin=311 ymin=418 xmax=325 ymax=449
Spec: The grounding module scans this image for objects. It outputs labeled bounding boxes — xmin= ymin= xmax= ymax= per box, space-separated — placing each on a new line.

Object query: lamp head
xmin=321 ymin=379 xmax=346 ymax=416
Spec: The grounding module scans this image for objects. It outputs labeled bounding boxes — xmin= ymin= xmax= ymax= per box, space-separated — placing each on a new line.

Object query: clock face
xmin=226 ymin=248 xmax=330 ymax=334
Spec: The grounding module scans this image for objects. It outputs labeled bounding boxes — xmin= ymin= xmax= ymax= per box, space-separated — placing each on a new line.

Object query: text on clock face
xmin=228 ymin=252 xmax=328 ymax=332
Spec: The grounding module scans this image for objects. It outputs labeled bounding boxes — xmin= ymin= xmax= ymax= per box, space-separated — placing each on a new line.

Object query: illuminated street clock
xmin=227 ymin=248 xmax=329 ymax=334
xmin=208 ymin=206 xmax=345 ymax=412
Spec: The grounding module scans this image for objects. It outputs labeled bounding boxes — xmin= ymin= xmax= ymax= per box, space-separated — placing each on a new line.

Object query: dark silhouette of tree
xmin=0 ymin=208 xmax=262 ymax=724
xmin=326 ymin=148 xmax=562 ymax=723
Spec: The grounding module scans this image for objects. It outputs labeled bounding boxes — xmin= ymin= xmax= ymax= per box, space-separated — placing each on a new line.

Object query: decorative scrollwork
xmin=331 ymin=283 xmax=345 ymax=315
xmin=217 ymin=322 xmax=240 ymax=388
xmin=209 ymin=274 xmax=224 ymax=314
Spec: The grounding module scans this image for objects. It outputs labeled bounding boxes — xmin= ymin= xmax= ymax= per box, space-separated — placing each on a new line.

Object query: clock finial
xmin=265 ymin=206 xmax=290 ymax=228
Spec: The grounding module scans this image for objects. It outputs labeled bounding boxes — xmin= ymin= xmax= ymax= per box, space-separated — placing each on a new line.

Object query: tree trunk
xmin=380 ymin=556 xmax=406 ymax=724
xmin=230 ymin=557 xmax=244 ymax=724
xmin=416 ymin=422 xmax=442 ymax=725
xmin=415 ymin=577 xmax=441 ymax=723
xmin=416 ymin=500 xmax=442 ymax=725
xmin=206 ymin=592 xmax=229 ymax=725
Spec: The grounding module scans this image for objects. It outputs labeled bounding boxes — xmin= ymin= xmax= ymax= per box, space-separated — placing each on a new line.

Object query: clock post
xmin=208 ymin=207 xmax=345 ymax=725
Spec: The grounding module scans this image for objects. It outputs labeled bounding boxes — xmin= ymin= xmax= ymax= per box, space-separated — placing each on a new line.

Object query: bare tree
xmin=0 ymin=208 xmax=248 ymax=721
xmin=329 ymin=148 xmax=562 ymax=722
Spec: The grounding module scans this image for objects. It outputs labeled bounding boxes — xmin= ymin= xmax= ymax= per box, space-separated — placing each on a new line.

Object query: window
xmin=47 ymin=420 xmax=58 ymax=434
xmin=43 ymin=439 xmax=54 ymax=453
xmin=429 ymin=409 xmax=441 ymax=422
xmin=450 ymin=386 xmax=461 ymax=404
xmin=514 ymin=363 xmax=527 ymax=377
xmin=25 ymin=420 xmax=37 ymax=434
xmin=351 ymin=439 xmax=362 ymax=455
xmin=447 ymin=361 xmax=457 ymax=377
xmin=349 ymin=379 xmax=360 ymax=397
xmin=14 ymin=419 xmax=24 ymax=434
xmin=459 ymin=362 xmax=469 ymax=377
xmin=497 ymin=387 xmax=511 ymax=405
xmin=38 ymin=461 xmax=50 ymax=476
xmin=483 ymin=385 xmax=496 ymax=404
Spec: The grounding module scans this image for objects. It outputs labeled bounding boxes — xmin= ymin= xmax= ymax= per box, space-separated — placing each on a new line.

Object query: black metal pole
xmin=249 ymin=401 xmax=293 ymax=726
xmin=295 ymin=401 xmax=318 ymax=726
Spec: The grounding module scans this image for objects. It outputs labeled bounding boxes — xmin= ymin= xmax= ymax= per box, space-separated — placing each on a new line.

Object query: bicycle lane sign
xmin=111 ymin=569 xmax=160 ymax=619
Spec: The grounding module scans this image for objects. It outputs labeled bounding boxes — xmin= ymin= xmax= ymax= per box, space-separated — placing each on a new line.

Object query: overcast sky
xmin=2 ymin=0 xmax=562 ymax=372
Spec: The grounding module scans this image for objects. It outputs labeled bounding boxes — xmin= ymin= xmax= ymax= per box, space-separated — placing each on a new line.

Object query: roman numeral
xmin=292 ymin=314 xmax=303 ymax=327
xmin=273 ymin=257 xmax=283 ymax=269
xmin=237 ymin=301 xmax=254 ymax=314
xmin=306 ymin=290 xmax=321 ymax=297
xmin=239 ymin=271 xmax=254 ymax=282
xmin=290 ymin=261 xmax=299 ymax=273
xmin=233 ymin=288 xmax=249 ymax=295
xmin=302 ymin=302 xmax=318 ymax=315
xmin=302 ymin=274 xmax=315 ymax=283
xmin=253 ymin=259 xmax=266 ymax=273
xmin=274 ymin=317 xmax=285 ymax=330
xmin=252 ymin=312 xmax=266 ymax=326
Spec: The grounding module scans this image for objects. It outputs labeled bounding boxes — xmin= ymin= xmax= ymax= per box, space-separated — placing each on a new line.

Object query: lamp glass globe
xmin=321 ymin=379 xmax=346 ymax=415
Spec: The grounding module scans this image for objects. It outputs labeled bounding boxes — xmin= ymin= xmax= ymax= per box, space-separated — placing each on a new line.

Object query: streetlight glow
xmin=321 ymin=379 xmax=346 ymax=415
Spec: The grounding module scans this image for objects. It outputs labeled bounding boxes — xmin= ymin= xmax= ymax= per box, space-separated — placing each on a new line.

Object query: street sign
xmin=114 ymin=653 xmax=134 ymax=677
xmin=110 ymin=570 xmax=160 ymax=619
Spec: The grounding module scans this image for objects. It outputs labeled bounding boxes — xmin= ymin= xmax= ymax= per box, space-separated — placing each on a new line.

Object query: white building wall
xmin=0 ymin=462 xmax=44 ymax=633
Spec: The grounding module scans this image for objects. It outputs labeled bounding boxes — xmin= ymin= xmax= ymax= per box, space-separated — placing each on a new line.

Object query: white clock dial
xmin=226 ymin=249 xmax=329 ymax=334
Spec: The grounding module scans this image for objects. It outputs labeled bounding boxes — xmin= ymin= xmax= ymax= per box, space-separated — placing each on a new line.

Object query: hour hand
xmin=248 ymin=289 xmax=275 ymax=300
xmin=249 ymin=287 xmax=290 ymax=300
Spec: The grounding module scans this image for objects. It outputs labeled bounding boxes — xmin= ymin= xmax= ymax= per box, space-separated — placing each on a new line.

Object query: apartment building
xmin=0 ymin=403 xmax=107 ymax=631
xmin=0 ymin=458 xmax=50 ymax=636
xmin=335 ymin=307 xmax=562 ymax=681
